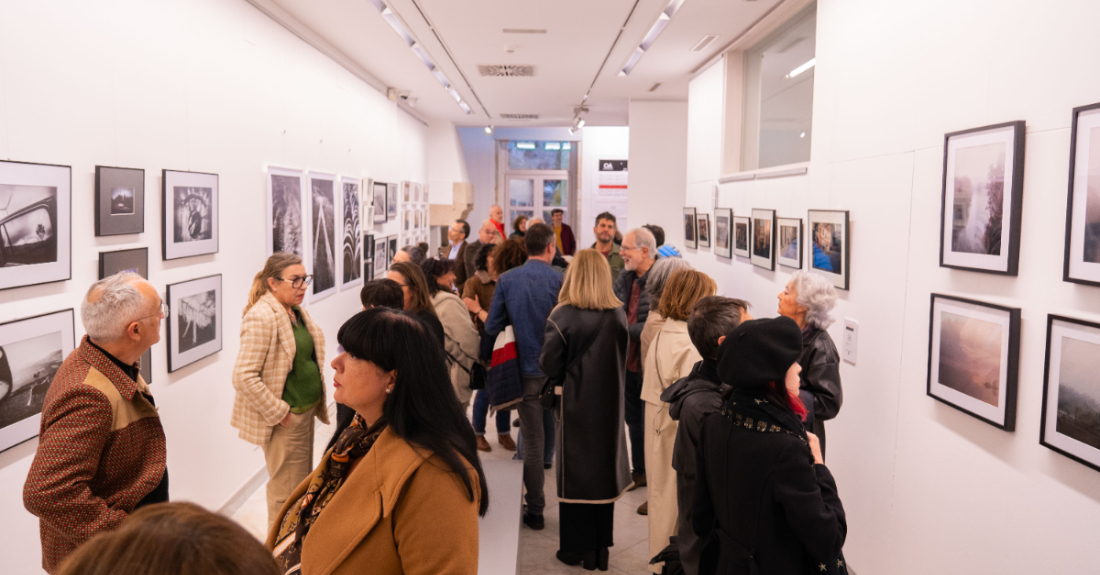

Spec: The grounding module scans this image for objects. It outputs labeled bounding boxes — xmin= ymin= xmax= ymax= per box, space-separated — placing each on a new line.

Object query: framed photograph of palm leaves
xmin=167 ymin=274 xmax=222 ymax=372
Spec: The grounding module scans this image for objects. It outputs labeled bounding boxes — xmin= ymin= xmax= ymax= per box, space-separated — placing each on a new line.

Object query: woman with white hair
xmin=777 ymin=270 xmax=842 ymax=458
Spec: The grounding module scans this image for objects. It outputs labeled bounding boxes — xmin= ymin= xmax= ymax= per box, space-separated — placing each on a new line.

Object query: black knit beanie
xmin=717 ymin=317 xmax=803 ymax=389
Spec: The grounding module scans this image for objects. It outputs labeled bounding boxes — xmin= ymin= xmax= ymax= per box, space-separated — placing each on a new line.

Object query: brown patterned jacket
xmin=23 ymin=337 xmax=167 ymax=573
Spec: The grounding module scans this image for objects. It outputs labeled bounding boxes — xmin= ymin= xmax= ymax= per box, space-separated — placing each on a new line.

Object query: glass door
xmin=505 ymin=172 xmax=569 ymax=236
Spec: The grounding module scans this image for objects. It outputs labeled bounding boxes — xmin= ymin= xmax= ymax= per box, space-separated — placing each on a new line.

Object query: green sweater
xmin=282 ymin=307 xmax=322 ymax=413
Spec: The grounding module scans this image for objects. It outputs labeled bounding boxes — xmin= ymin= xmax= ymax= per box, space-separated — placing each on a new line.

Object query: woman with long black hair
xmin=267 ymin=308 xmax=488 ymax=575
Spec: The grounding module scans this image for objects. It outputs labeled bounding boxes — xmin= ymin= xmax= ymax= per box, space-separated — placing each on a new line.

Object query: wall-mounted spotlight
xmin=484 ymin=125 xmax=494 ymax=135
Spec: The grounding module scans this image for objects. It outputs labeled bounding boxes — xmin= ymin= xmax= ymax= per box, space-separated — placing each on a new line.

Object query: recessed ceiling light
xmin=690 ymin=35 xmax=719 ymax=52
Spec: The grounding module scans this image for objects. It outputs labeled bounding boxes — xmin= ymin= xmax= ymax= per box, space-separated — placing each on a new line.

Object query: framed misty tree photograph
xmin=163 ymin=170 xmax=218 ymax=260
xmin=1063 ymin=102 xmax=1100 ymax=287
xmin=939 ymin=121 xmax=1026 ymax=275
xmin=167 ymin=274 xmax=222 ymax=372
xmin=1041 ymin=314 xmax=1100 ymax=472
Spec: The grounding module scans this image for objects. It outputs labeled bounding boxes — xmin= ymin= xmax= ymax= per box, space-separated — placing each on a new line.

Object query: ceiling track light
xmin=619 ymin=0 xmax=685 ymax=76
xmin=785 ymin=57 xmax=816 ymax=79
xmin=484 ymin=125 xmax=494 ymax=135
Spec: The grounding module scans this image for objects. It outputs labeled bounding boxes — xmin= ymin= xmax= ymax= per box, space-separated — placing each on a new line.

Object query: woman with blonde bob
xmin=539 ymin=249 xmax=630 ymax=570
xmin=642 ymin=269 xmax=716 ymax=573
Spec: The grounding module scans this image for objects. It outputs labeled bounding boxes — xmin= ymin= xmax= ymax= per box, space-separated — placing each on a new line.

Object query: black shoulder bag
xmin=539 ymin=310 xmax=610 ymax=410
xmin=443 ymin=337 xmax=487 ymax=391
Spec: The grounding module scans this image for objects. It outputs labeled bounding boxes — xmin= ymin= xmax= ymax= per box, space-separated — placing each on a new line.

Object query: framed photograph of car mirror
xmin=939 ymin=121 xmax=1026 ymax=275
xmin=683 ymin=207 xmax=697 ymax=249
xmin=1064 ymin=102 xmax=1100 ymax=287
xmin=0 ymin=309 xmax=75 ymax=453
xmin=1041 ymin=314 xmax=1100 ymax=472
xmin=733 ymin=216 xmax=751 ymax=258
xmin=697 ymin=213 xmax=711 ymax=248
xmin=163 ymin=170 xmax=218 ymax=260
xmin=98 ymin=248 xmax=153 ymax=383
xmin=750 ymin=208 xmax=775 ymax=270
xmin=95 ymin=166 xmax=144 ymax=236
xmin=777 ymin=217 xmax=803 ymax=269
xmin=714 ymin=208 xmax=732 ymax=259
xmin=927 ymin=294 xmax=1020 ymax=431
xmin=807 ymin=210 xmax=850 ymax=290
xmin=0 ymin=160 xmax=72 ymax=291
xmin=167 ymin=274 xmax=222 ymax=372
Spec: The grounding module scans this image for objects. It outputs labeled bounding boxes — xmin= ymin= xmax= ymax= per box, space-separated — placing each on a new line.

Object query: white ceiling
xmin=267 ymin=0 xmax=784 ymax=127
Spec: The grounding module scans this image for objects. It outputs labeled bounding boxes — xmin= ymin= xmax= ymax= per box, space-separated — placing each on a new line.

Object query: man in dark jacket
xmin=662 ymin=296 xmax=750 ymax=575
xmin=613 ymin=227 xmax=656 ymax=489
xmin=592 ymin=212 xmax=624 ymax=283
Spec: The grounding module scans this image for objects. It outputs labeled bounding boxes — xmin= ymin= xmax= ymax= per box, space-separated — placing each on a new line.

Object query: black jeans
xmin=624 ymin=369 xmax=645 ymax=476
xmin=560 ymin=503 xmax=615 ymax=553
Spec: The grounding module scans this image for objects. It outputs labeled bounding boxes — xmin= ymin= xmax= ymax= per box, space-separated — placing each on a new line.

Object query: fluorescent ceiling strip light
xmin=410 ymin=43 xmax=436 ymax=70
xmin=639 ymin=14 xmax=671 ymax=51
xmin=562 ymin=142 xmax=572 ymax=150
xmin=459 ymin=102 xmax=473 ymax=114
xmin=619 ymin=47 xmax=645 ymax=76
xmin=544 ymin=142 xmax=561 ymax=150
xmin=786 ymin=57 xmax=816 ymax=79
xmin=516 ymin=142 xmax=536 ymax=150
xmin=619 ymin=0 xmax=685 ymax=76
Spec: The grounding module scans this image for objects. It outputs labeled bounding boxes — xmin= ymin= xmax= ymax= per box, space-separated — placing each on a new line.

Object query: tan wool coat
xmin=431 ymin=290 xmax=481 ymax=406
xmin=265 ymin=427 xmax=481 ymax=575
xmin=231 ymin=292 xmax=330 ymax=446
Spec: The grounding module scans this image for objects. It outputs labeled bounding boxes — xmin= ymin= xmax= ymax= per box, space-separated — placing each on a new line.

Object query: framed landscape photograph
xmin=683 ymin=207 xmax=697 ymax=249
xmin=387 ymin=183 xmax=398 ymax=219
xmin=95 ymin=166 xmax=144 ymax=236
xmin=267 ymin=166 xmax=305 ymax=258
xmin=308 ymin=172 xmax=337 ymax=302
xmin=697 ymin=213 xmax=711 ymax=248
xmin=777 ymin=217 xmax=803 ymax=269
xmin=733 ymin=216 xmax=751 ymax=258
xmin=1064 ymin=102 xmax=1100 ymax=287
xmin=714 ymin=208 xmax=732 ymax=259
xmin=163 ymin=170 xmax=218 ymax=260
xmin=927 ymin=294 xmax=1020 ymax=430
xmin=0 ymin=309 xmax=75 ymax=453
xmin=98 ymin=248 xmax=152 ymax=383
xmin=1042 ymin=314 xmax=1100 ymax=471
xmin=751 ymin=208 xmax=775 ymax=271
xmin=940 ymin=121 xmax=1026 ymax=275
xmin=0 ymin=160 xmax=72 ymax=291
xmin=167 ymin=274 xmax=222 ymax=372
xmin=340 ymin=176 xmax=363 ymax=291
xmin=372 ymin=180 xmax=387 ymax=225
xmin=808 ymin=210 xmax=850 ymax=290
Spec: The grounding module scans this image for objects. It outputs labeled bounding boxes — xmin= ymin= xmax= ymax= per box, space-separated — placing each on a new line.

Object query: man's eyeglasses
xmin=275 ymin=275 xmax=314 ymax=289
xmin=135 ymin=302 xmax=170 ymax=323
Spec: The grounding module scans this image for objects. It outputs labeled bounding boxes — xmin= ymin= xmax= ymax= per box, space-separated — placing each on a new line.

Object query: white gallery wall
xmin=628 ymin=0 xmax=1100 ymax=573
xmin=0 ymin=0 xmax=427 ymax=572
xmin=626 ymin=100 xmax=689 ymax=250
xmin=578 ymin=126 xmax=629 ymax=248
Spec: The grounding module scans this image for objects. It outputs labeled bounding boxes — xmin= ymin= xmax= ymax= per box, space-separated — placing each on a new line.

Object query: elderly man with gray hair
xmin=24 ymin=273 xmax=169 ymax=573
xmin=613 ymin=226 xmax=658 ymax=496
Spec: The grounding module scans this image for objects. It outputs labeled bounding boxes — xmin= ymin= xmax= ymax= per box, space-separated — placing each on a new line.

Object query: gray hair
xmin=81 ymin=273 xmax=149 ymax=342
xmin=399 ymin=244 xmax=426 ymax=265
xmin=629 ymin=227 xmax=656 ymax=260
xmin=645 ymin=257 xmax=693 ymax=303
xmin=791 ymin=271 xmax=838 ymax=329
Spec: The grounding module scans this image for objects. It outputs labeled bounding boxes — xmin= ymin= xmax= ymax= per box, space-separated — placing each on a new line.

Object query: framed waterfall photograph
xmin=95 ymin=166 xmax=144 ymax=236
xmin=0 ymin=160 xmax=72 ymax=291
xmin=683 ymin=207 xmax=697 ymax=249
xmin=714 ymin=208 xmax=732 ymax=258
xmin=777 ymin=217 xmax=803 ymax=269
xmin=308 ymin=172 xmax=338 ymax=302
xmin=0 ymin=309 xmax=75 ymax=453
xmin=1041 ymin=314 xmax=1100 ymax=472
xmin=1064 ymin=102 xmax=1100 ymax=287
xmin=939 ymin=121 xmax=1026 ymax=275
xmin=808 ymin=210 xmax=850 ymax=290
xmin=733 ymin=216 xmax=751 ymax=258
xmin=751 ymin=208 xmax=775 ymax=271
xmin=167 ymin=274 xmax=222 ymax=372
xmin=163 ymin=170 xmax=218 ymax=260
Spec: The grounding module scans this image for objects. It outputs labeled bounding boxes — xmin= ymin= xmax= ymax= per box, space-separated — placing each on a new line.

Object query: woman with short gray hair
xmin=777 ymin=270 xmax=842 ymax=458
xmin=639 ymin=257 xmax=693 ymax=370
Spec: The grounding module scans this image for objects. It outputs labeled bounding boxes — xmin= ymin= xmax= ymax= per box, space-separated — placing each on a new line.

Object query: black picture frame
xmin=1040 ymin=314 xmax=1100 ymax=472
xmin=683 ymin=207 xmax=697 ymax=249
xmin=926 ymin=293 xmax=1020 ymax=431
xmin=714 ymin=208 xmax=733 ymax=259
xmin=0 ymin=308 xmax=76 ymax=453
xmin=95 ymin=166 xmax=144 ymax=236
xmin=1063 ymin=102 xmax=1100 ymax=287
xmin=939 ymin=120 xmax=1026 ymax=275
xmin=372 ymin=181 xmax=388 ymax=225
xmin=0 ymin=160 xmax=72 ymax=291
xmin=163 ymin=169 xmax=219 ymax=260
xmin=697 ymin=213 xmax=711 ymax=248
xmin=166 ymin=274 xmax=222 ymax=372
xmin=807 ymin=209 xmax=850 ymax=290
xmin=777 ymin=217 xmax=803 ymax=269
xmin=751 ymin=208 xmax=776 ymax=271
xmin=733 ymin=216 xmax=751 ymax=258
xmin=387 ymin=236 xmax=398 ymax=268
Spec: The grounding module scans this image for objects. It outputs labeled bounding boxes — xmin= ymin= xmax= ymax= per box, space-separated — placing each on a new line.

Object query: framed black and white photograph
xmin=940 ymin=121 xmax=1026 ymax=275
xmin=714 ymin=208 xmax=732 ymax=259
xmin=373 ymin=236 xmax=388 ymax=279
xmin=95 ymin=166 xmax=144 ymax=236
xmin=0 ymin=309 xmax=75 ymax=452
xmin=340 ymin=176 xmax=363 ymax=291
xmin=1064 ymin=102 xmax=1100 ymax=287
xmin=268 ymin=166 xmax=305 ymax=258
xmin=1042 ymin=314 xmax=1100 ymax=471
xmin=807 ymin=210 xmax=850 ymax=290
xmin=777 ymin=217 xmax=803 ymax=269
xmin=308 ymin=172 xmax=337 ymax=302
xmin=97 ymin=248 xmax=153 ymax=383
xmin=0 ymin=160 xmax=72 ymax=291
xmin=372 ymin=180 xmax=387 ymax=225
xmin=927 ymin=294 xmax=1020 ymax=431
xmin=387 ymin=236 xmax=398 ymax=268
xmin=163 ymin=170 xmax=218 ymax=260
xmin=387 ymin=183 xmax=398 ymax=219
xmin=402 ymin=181 xmax=411 ymax=204
xmin=751 ymin=208 xmax=775 ymax=271
xmin=363 ymin=234 xmax=376 ymax=281
xmin=697 ymin=213 xmax=711 ymax=248
xmin=167 ymin=274 xmax=222 ymax=372
xmin=733 ymin=216 xmax=751 ymax=258
xmin=683 ymin=207 xmax=697 ymax=249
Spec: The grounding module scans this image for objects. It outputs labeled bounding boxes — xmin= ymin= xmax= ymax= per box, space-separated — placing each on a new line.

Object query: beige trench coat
xmin=431 ymin=291 xmax=481 ymax=405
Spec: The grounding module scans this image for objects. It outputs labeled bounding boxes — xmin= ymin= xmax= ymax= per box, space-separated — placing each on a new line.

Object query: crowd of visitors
xmin=21 ymin=208 xmax=848 ymax=575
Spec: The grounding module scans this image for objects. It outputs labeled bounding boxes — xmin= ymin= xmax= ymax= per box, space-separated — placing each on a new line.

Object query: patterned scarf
xmin=272 ymin=414 xmax=386 ymax=575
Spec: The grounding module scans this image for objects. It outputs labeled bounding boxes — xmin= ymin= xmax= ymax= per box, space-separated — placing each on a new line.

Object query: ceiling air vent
xmin=499 ymin=113 xmax=539 ymax=120
xmin=690 ymin=34 xmax=719 ymax=52
xmin=478 ymin=64 xmax=535 ymax=77
xmin=503 ymin=28 xmax=547 ymax=34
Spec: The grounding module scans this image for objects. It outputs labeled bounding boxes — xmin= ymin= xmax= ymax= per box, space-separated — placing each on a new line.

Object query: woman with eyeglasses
xmin=231 ymin=252 xmax=330 ymax=528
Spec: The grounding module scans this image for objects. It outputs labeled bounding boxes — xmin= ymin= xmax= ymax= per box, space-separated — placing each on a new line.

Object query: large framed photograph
xmin=372 ymin=180 xmax=388 ymax=225
xmin=807 ymin=210 xmax=849 ymax=290
xmin=697 ymin=213 xmax=711 ymax=248
xmin=340 ymin=176 xmax=363 ymax=291
xmin=163 ymin=170 xmax=218 ymax=260
xmin=927 ymin=294 xmax=1020 ymax=430
xmin=1042 ymin=314 xmax=1100 ymax=471
xmin=95 ymin=166 xmax=144 ymax=236
xmin=683 ymin=207 xmax=697 ymax=249
xmin=167 ymin=274 xmax=222 ymax=372
xmin=940 ymin=121 xmax=1026 ymax=275
xmin=733 ymin=216 xmax=751 ymax=258
xmin=714 ymin=208 xmax=732 ymax=259
xmin=0 ymin=309 xmax=75 ymax=452
xmin=373 ymin=236 xmax=388 ymax=279
xmin=308 ymin=172 xmax=337 ymax=302
xmin=387 ymin=183 xmax=398 ymax=219
xmin=0 ymin=160 xmax=72 ymax=291
xmin=777 ymin=217 xmax=803 ymax=269
xmin=751 ymin=208 xmax=775 ymax=270
xmin=98 ymin=248 xmax=152 ymax=383
xmin=1064 ymin=103 xmax=1100 ymax=287
xmin=268 ymin=166 xmax=305 ymax=258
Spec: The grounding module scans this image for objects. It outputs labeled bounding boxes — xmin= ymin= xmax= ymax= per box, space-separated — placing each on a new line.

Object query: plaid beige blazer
xmin=231 ymin=292 xmax=329 ymax=446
